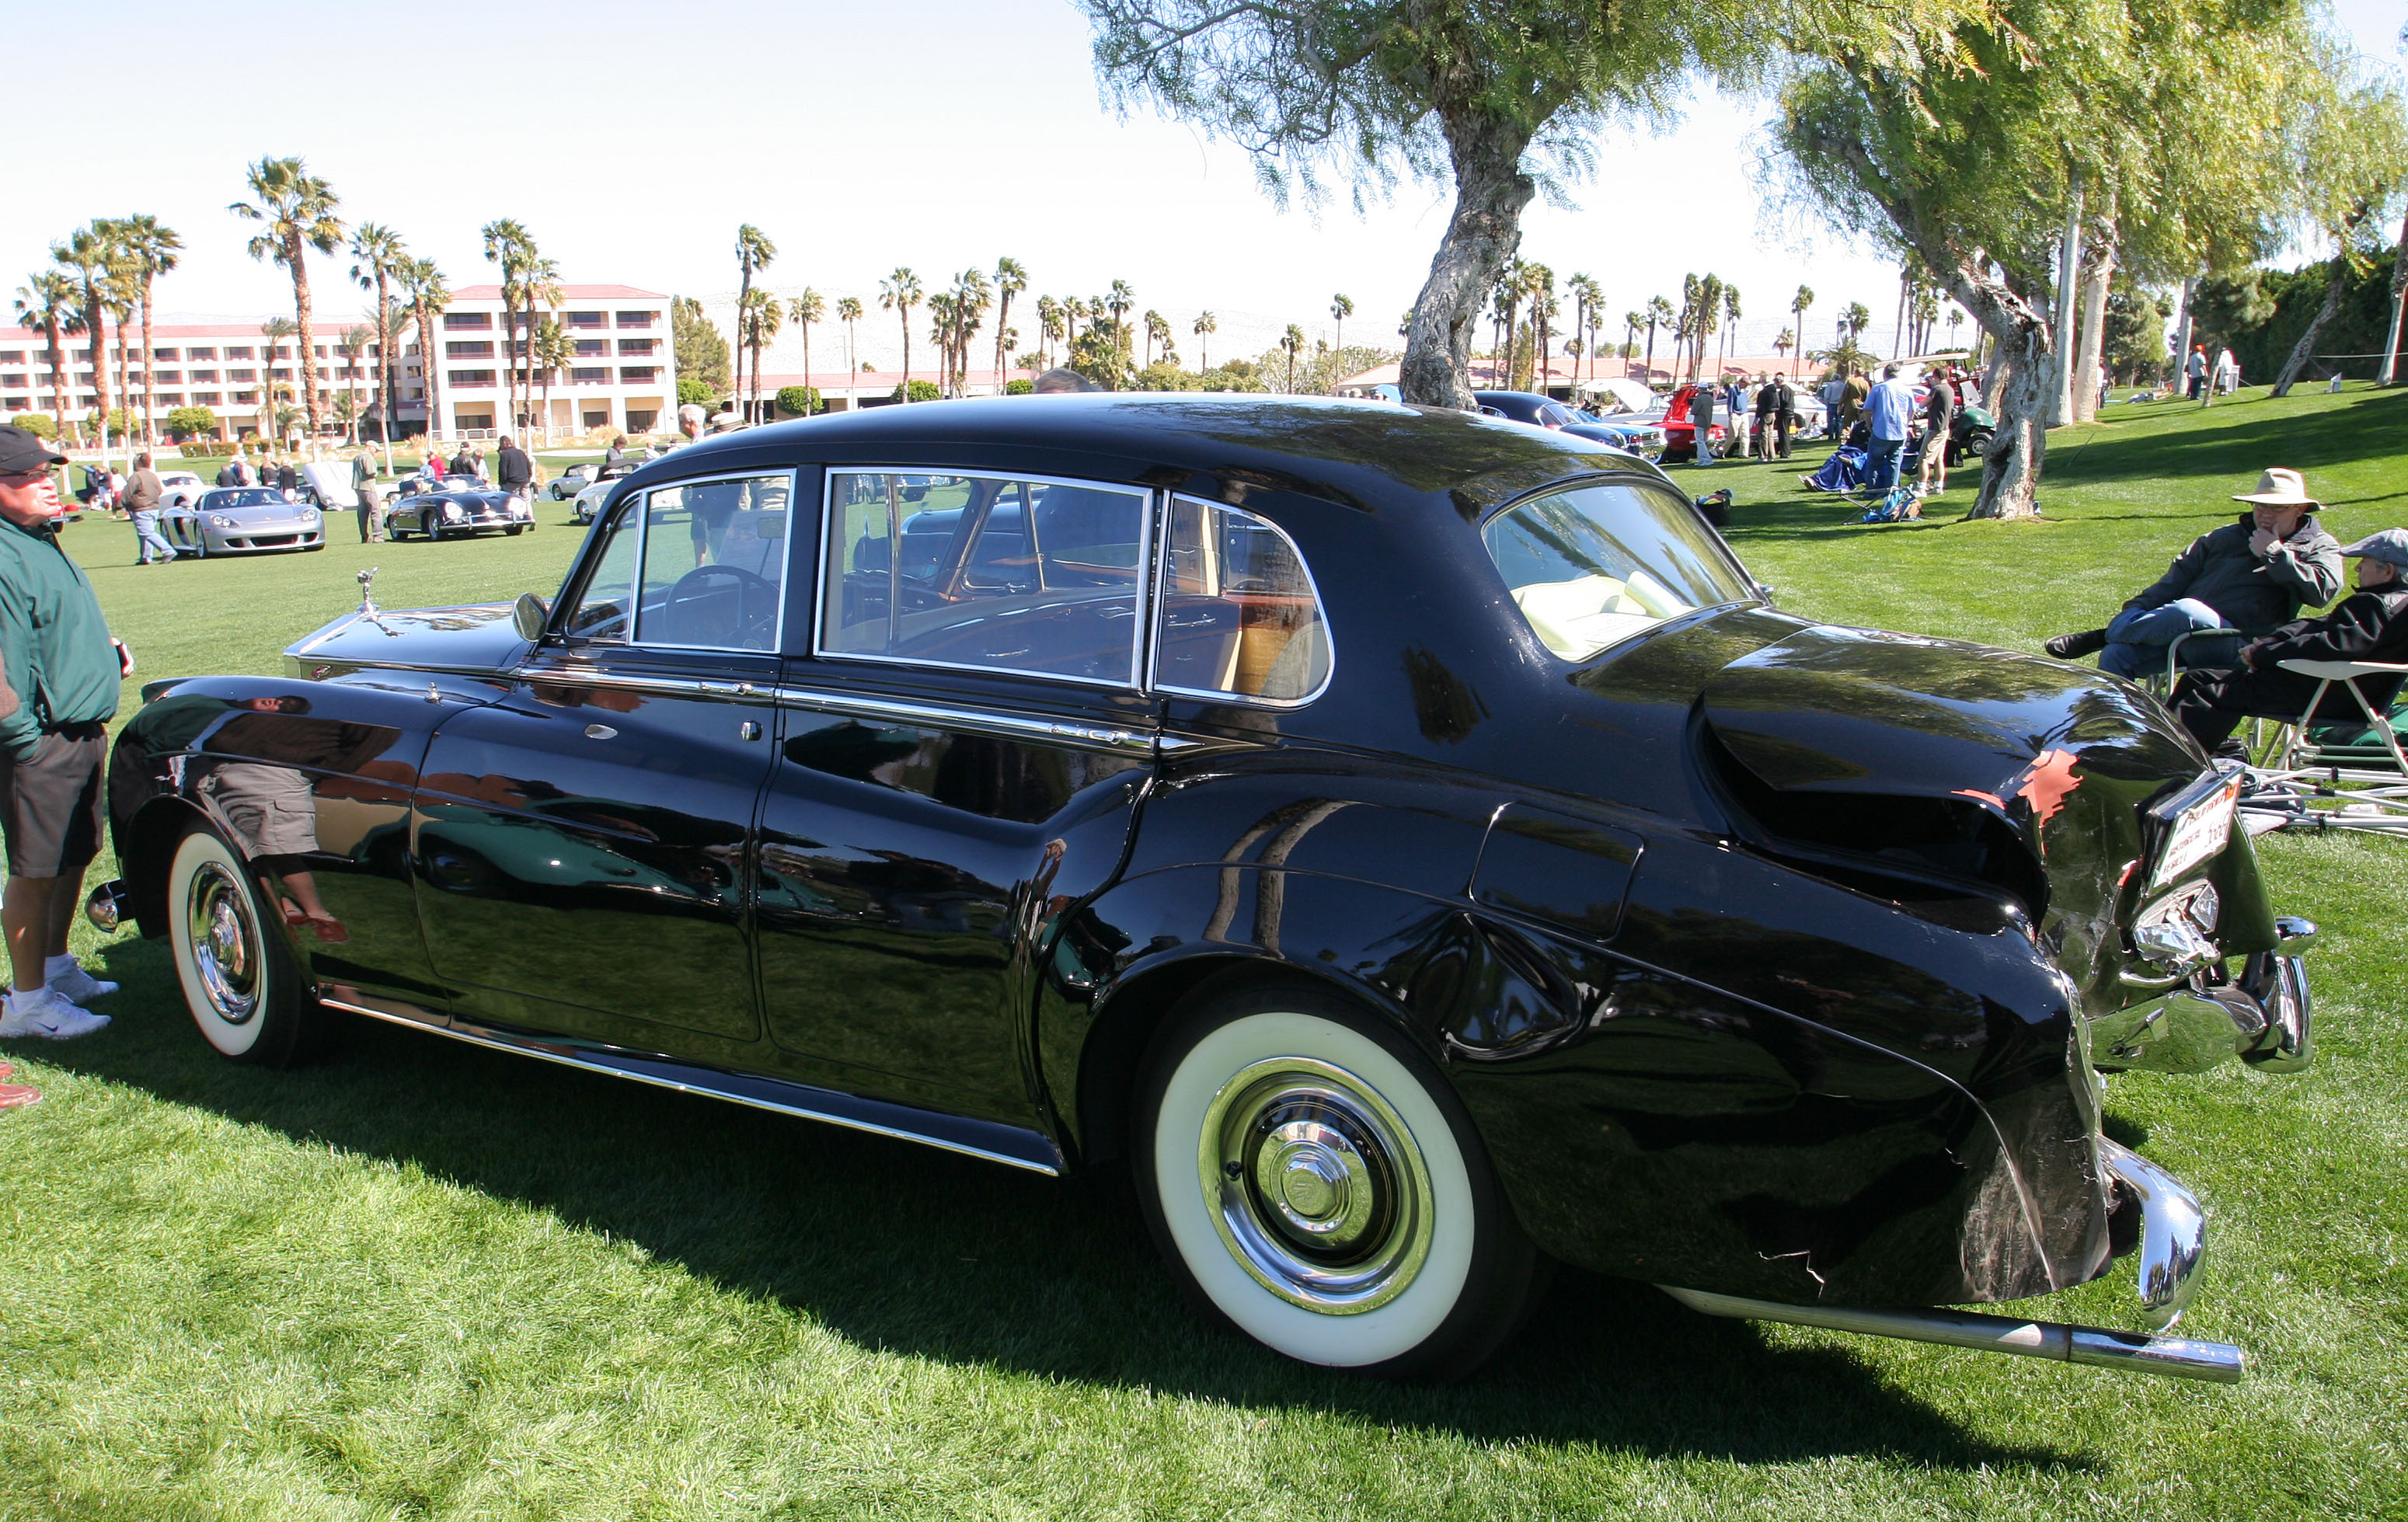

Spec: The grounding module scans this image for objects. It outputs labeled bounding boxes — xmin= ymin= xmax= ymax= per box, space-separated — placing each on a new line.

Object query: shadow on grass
xmin=2046 ymin=394 xmax=2408 ymax=489
xmin=47 ymin=935 xmax=2095 ymax=1475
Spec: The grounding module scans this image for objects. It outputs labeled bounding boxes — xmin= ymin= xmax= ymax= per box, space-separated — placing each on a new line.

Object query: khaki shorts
xmin=0 ymin=725 xmax=107 ymax=878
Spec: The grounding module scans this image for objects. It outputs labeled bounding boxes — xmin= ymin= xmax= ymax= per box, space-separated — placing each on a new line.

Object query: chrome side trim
xmin=1659 ymin=1285 xmax=2244 ymax=1384
xmin=319 ymin=996 xmax=1063 ymax=1175
xmin=2097 ymin=1140 xmax=2210 ymax=1329
xmin=769 ymin=684 xmax=1157 ymax=755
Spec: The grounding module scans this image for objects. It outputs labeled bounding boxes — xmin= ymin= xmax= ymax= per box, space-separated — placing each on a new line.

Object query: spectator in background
xmin=602 ymin=434 xmax=629 ymax=474
xmin=1758 ymin=371 xmax=1796 ymax=461
xmin=274 ymin=458 xmax=299 ymax=496
xmin=1725 ymin=374 xmax=1752 ymax=458
xmin=1841 ymin=367 xmax=1873 ymax=434
xmin=494 ymin=435 xmax=533 ymax=507
xmin=1689 ymin=380 xmax=1716 ymax=467
xmin=1862 ymin=364 xmax=1916 ymax=493
xmin=124 ymin=452 xmax=172 ymax=566
xmin=2186 ymin=344 xmax=2208 ymax=401
xmin=215 ymin=457 xmax=242 ymax=488
xmin=1819 ymin=372 xmax=1847 ymax=438
xmin=1917 ymin=365 xmax=1957 ymax=496
xmin=352 ymin=449 xmax=385 ymax=544
xmin=2215 ymin=347 xmax=2240 ymax=397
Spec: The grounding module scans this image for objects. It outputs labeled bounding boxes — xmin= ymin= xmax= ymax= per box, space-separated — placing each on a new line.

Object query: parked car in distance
xmin=385 ymin=488 xmax=537 ymax=541
xmin=159 ymin=486 xmax=326 ymax=556
xmin=1661 ymin=383 xmax=1731 ymax=461
xmin=96 ymin=395 xmax=2299 ymax=1387
xmin=1471 ymin=390 xmax=1667 ymax=461
xmin=570 ymin=477 xmax=615 ymax=524
xmin=155 ymin=470 xmax=208 ymax=511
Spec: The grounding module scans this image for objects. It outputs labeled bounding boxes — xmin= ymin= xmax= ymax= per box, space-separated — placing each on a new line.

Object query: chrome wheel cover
xmin=1197 ymin=1056 xmax=1434 ymax=1314
xmin=185 ymin=859 xmax=261 ymax=1026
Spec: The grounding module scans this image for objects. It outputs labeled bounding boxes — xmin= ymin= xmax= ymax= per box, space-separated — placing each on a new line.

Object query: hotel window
xmin=228 ymin=368 xmax=256 ymax=383
xmin=157 ymin=393 xmax=184 ymax=406
xmin=234 ymin=390 xmax=257 ymax=405
xmin=192 ymin=392 xmax=221 ymax=406
xmin=270 ymin=368 xmax=291 ymax=381
xmin=447 ymin=340 xmax=493 ymax=359
xmin=315 ymin=346 xmax=329 ymax=357
xmin=565 ymin=311 xmax=605 ymax=329
xmin=617 ymin=339 xmax=656 ymax=356
xmin=155 ymin=370 xmax=181 ymax=384
xmin=153 ymin=347 xmax=178 ymax=361
xmin=186 ymin=347 xmax=216 ymax=361
xmin=188 ymin=370 xmax=217 ymax=383
xmin=614 ymin=311 xmax=654 ymax=329
xmin=571 ymin=366 xmax=609 ymax=384
xmin=0 ymin=374 xmax=23 ymax=389
xmin=448 ymin=369 xmax=496 ymax=387
xmin=225 ymin=346 xmax=253 ymax=360
xmin=619 ymin=367 xmax=659 ymax=384
xmin=445 ymin=312 xmax=492 ymax=330
xmin=73 ymin=348 xmax=92 ymax=362
xmin=573 ymin=338 xmax=608 ymax=357
xmin=0 ymin=350 xmax=23 ymax=363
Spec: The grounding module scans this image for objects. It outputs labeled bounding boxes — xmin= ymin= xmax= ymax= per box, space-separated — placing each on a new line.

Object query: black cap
xmin=0 ymin=425 xmax=68 ymax=474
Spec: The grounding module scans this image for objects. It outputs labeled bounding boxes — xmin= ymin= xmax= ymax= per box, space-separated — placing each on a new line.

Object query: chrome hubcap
xmin=186 ymin=860 xmax=260 ymax=1026
xmin=1199 ymin=1056 xmax=1434 ymax=1314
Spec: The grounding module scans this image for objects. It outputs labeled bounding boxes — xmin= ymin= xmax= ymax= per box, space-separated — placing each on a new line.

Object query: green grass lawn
xmin=3 ymin=391 xmax=2406 ymax=1520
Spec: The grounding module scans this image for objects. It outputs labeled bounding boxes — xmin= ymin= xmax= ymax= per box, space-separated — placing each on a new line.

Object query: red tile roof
xmin=447 ymin=284 xmax=670 ymax=303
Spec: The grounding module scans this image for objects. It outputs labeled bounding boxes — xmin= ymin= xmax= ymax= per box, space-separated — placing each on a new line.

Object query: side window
xmin=1152 ymin=496 xmax=1329 ymax=704
xmin=821 ymin=471 xmax=1149 ymax=685
xmin=631 ymin=472 xmax=792 ymax=651
xmin=567 ymin=496 xmax=639 ymax=640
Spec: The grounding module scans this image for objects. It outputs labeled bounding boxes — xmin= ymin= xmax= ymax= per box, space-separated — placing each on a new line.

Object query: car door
xmin=413 ymin=470 xmax=795 ymax=1059
xmin=754 ymin=468 xmax=1155 ymax=1120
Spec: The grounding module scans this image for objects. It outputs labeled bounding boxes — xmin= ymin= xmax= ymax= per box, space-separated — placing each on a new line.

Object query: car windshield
xmin=1483 ymin=479 xmax=1755 ymax=660
xmin=200 ymin=489 xmax=291 ymax=510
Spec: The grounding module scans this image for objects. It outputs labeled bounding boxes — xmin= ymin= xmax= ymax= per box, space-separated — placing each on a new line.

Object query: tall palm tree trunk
xmin=900 ymin=314 xmax=911 ymax=402
xmin=417 ymin=308 xmax=441 ymax=445
xmin=81 ymin=284 xmax=112 ymax=460
xmin=139 ymin=282 xmax=157 ymax=445
xmin=42 ymin=321 xmax=68 ymax=437
xmin=285 ymin=230 xmax=322 ymax=442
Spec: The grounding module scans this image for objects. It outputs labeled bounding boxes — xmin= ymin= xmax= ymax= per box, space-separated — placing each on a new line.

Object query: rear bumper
xmin=2099 ymin=1140 xmax=2208 ymax=1329
xmin=2093 ymin=917 xmax=2313 ymax=1074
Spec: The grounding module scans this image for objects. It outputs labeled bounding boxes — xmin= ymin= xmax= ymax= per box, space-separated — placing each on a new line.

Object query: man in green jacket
xmin=0 ymin=426 xmax=124 ymax=1040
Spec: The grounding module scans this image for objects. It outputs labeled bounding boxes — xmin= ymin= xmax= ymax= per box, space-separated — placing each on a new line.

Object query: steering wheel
xmin=663 ymin=564 xmax=779 ymax=647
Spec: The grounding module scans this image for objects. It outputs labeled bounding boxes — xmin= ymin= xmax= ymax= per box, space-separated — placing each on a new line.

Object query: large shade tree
xmin=1772 ymin=0 xmax=2331 ymax=517
xmin=1082 ymin=0 xmax=1978 ymax=409
xmin=230 ymin=157 xmax=345 ymax=441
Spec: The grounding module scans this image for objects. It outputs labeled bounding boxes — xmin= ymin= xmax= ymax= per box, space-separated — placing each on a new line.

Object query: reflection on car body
xmin=98 ymin=395 xmax=2303 ymax=1385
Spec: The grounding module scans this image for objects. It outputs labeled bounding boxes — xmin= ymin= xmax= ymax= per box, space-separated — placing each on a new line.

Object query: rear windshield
xmin=1482 ymin=480 xmax=1753 ymax=660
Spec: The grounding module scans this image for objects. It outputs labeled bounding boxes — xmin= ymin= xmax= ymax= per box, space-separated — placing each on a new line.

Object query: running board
xmin=318 ymin=995 xmax=1065 ymax=1175
xmin=1660 ymin=1286 xmax=2245 ymax=1383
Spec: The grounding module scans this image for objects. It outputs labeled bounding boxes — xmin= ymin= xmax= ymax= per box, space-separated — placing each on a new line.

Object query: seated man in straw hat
xmin=2044 ymin=467 xmax=2344 ymax=680
xmin=2169 ymin=529 xmax=2408 ymax=752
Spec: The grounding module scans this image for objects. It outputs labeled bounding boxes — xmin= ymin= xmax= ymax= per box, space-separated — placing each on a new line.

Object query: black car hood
xmin=1700 ymin=623 xmax=2202 ymax=808
xmin=284 ymin=602 xmax=527 ymax=680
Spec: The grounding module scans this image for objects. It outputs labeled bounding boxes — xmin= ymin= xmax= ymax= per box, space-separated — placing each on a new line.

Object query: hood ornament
xmin=356 ymin=566 xmax=399 ymax=637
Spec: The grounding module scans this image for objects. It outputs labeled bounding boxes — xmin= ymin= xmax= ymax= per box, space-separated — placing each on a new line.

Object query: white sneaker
xmin=0 ymin=987 xmax=110 ymax=1040
xmin=47 ymin=964 xmax=118 ymax=1002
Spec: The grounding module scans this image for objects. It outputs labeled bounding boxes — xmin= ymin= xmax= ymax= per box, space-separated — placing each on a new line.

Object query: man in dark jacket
xmin=493 ymin=435 xmax=534 ymax=500
xmin=1688 ymin=381 xmax=1715 ymax=466
xmin=0 ymin=427 xmax=123 ymax=1040
xmin=2169 ymin=529 xmax=2408 ymax=750
xmin=2044 ymin=467 xmax=2344 ymax=679
xmin=1755 ymin=373 xmax=1796 ymax=460
xmin=215 ymin=459 xmax=242 ymax=488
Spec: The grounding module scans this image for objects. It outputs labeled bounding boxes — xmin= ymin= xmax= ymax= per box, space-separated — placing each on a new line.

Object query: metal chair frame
xmin=2233 ymin=659 xmax=2408 ymax=837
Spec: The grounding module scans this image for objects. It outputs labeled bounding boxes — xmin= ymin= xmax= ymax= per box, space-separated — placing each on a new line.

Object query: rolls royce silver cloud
xmin=89 ymin=396 xmax=2310 ymax=1383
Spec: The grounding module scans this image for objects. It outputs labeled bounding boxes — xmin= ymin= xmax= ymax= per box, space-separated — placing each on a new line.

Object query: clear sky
xmin=9 ymin=0 xmax=2402 ymax=376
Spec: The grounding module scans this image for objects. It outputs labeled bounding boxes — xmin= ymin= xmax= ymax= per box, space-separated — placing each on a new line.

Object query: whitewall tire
xmin=166 ymin=822 xmax=322 ymax=1066
xmin=1137 ymin=980 xmax=1540 ymax=1378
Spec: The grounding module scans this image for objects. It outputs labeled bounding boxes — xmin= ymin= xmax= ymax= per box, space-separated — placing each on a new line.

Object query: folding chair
xmin=2148 ymin=624 xmax=2258 ymax=701
xmin=2235 ymin=659 xmax=2408 ymax=837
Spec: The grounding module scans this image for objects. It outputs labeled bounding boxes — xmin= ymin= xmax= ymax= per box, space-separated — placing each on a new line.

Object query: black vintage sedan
xmin=93 ymin=396 xmax=2308 ymax=1384
xmin=385 ymin=486 xmax=537 ymax=541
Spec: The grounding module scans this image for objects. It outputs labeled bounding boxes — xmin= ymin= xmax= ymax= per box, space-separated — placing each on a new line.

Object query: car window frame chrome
xmin=1146 ymin=492 xmax=1335 ymax=709
xmin=813 ymin=465 xmax=1157 ymax=693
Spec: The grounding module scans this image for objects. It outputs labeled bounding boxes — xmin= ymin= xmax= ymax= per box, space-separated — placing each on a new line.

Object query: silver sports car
xmin=160 ymin=487 xmax=326 ymax=557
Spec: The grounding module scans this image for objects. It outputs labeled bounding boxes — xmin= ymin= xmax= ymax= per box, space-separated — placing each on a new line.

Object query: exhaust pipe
xmin=1659 ymin=1286 xmax=2245 ymax=1383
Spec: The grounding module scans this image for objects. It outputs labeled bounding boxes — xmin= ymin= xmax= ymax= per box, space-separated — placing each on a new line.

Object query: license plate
xmin=2148 ymin=770 xmax=2242 ymax=891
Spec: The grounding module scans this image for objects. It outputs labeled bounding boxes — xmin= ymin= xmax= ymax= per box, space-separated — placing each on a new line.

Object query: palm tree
xmin=13 ymin=272 xmax=82 ymax=441
xmin=880 ymin=268 xmax=922 ymax=400
xmin=399 ymin=256 xmax=449 ymax=443
xmin=1329 ymin=292 xmax=1354 ymax=374
xmin=53 ymin=222 xmax=121 ymax=458
xmin=1142 ymin=310 xmax=1169 ymax=370
xmin=102 ymin=259 xmax=141 ymax=451
xmin=1622 ymin=311 xmax=1643 ymax=379
xmin=1720 ymin=285 xmax=1741 ymax=373
xmin=1948 ymin=305 xmax=1966 ymax=351
xmin=479 ymin=219 xmax=534 ymax=426
xmin=258 ymin=315 xmax=298 ymax=442
xmin=336 ymin=326 xmax=373 ymax=442
xmin=114 ymin=215 xmax=180 ymax=446
xmin=1775 ymin=328 xmax=1796 ymax=359
xmin=1645 ymin=295 xmax=1674 ymax=383
xmin=1564 ymin=274 xmax=1595 ymax=388
xmin=838 ymin=295 xmax=863 ymax=382
xmin=533 ymin=319 xmax=573 ymax=435
xmin=1841 ymin=301 xmax=1873 ymax=352
xmin=522 ymin=257 xmax=563 ymax=433
xmin=1583 ymin=294 xmax=1605 ymax=391
xmin=1104 ymin=280 xmax=1136 ymax=347
xmin=349 ymin=223 xmax=407 ymax=448
xmin=229 ymin=157 xmax=345 ymax=441
xmin=952 ymin=268 xmax=991 ymax=395
xmin=1192 ymin=310 xmax=1217 ymax=373
xmin=926 ymin=292 xmax=960 ymax=397
xmin=733 ymin=224 xmax=776 ymax=415
xmin=1036 ymin=295 xmax=1064 ymax=371
xmin=1790 ymin=285 xmax=1815 ymax=373
xmin=739 ymin=289 xmax=782 ymax=420
xmin=1496 ymin=259 xmax=1527 ymax=384
xmin=1522 ymin=264 xmax=1554 ymax=391
xmin=788 ymin=289 xmax=823 ymax=413
xmin=1280 ymin=323 xmax=1305 ymax=392
xmin=992 ymin=257 xmax=1027 ymax=389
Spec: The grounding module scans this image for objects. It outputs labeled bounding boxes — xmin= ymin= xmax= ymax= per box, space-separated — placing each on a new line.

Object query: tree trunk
xmin=44 ymin=322 xmax=67 ymax=438
xmin=419 ymin=309 xmax=443 ymax=444
xmin=139 ymin=281 xmax=156 ymax=446
xmin=2047 ymin=179 xmax=2082 ymax=427
xmin=375 ymin=273 xmax=395 ymax=454
xmin=2379 ymin=207 xmax=2408 ymax=386
xmin=2071 ymin=241 xmax=2114 ymax=423
xmin=2170 ymin=276 xmax=2196 ymax=391
xmin=287 ymin=233 xmax=321 ymax=443
xmin=2271 ymin=246 xmax=2357 ymax=397
xmin=82 ymin=284 xmax=113 ymax=464
xmin=900 ymin=315 xmax=911 ymax=402
xmin=1934 ymin=260 xmax=2053 ymax=521
xmin=1400 ymin=111 xmax=1536 ymax=408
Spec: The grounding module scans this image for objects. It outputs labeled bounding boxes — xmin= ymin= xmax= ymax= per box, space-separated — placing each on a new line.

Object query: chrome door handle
xmin=584 ymin=723 xmax=617 ymax=740
xmin=739 ymin=721 xmax=763 ymax=740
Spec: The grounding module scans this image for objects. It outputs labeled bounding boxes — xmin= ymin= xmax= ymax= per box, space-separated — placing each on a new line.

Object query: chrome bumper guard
xmin=84 ymin=878 xmax=131 ymax=934
xmin=2094 ymin=915 xmax=2315 ymax=1074
xmin=2098 ymin=1140 xmax=2208 ymax=1329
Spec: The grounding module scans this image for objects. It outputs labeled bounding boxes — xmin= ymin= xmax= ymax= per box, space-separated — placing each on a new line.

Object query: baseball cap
xmin=0 ymin=425 xmax=68 ymax=475
xmin=2340 ymin=527 xmax=2408 ymax=568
